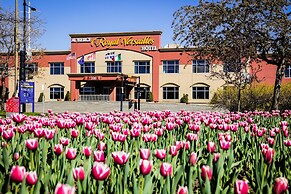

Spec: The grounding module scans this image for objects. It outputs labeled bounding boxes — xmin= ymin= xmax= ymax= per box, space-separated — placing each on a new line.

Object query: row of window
xmin=49 ymin=61 xmax=291 ymax=77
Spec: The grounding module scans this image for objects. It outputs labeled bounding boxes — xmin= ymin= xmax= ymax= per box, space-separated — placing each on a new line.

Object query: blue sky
xmin=1 ymin=0 xmax=197 ymax=51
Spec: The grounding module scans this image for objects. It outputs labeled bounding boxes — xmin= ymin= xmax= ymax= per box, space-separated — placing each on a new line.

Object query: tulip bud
xmin=14 ymin=152 xmax=20 ymax=161
xmin=54 ymin=144 xmax=63 ymax=156
xmin=155 ymin=149 xmax=166 ymax=160
xmin=273 ymin=177 xmax=288 ymax=194
xmin=25 ymin=138 xmax=38 ymax=151
xmin=213 ymin=153 xmax=220 ymax=163
xmin=93 ymin=150 xmax=105 ymax=162
xmin=26 ymin=171 xmax=38 ymax=185
xmin=82 ymin=146 xmax=92 ymax=157
xmin=160 ymin=162 xmax=173 ymax=177
xmin=66 ymin=148 xmax=77 ymax=160
xmin=235 ymin=180 xmax=248 ymax=194
xmin=139 ymin=159 xmax=153 ymax=175
xmin=111 ymin=151 xmax=130 ymax=165
xmin=207 ymin=142 xmax=216 ymax=153
xmin=10 ymin=165 xmax=26 ymax=183
xmin=140 ymin=148 xmax=151 ymax=160
xmin=189 ymin=152 xmax=198 ymax=166
xmin=72 ymin=167 xmax=85 ymax=181
xmin=201 ymin=165 xmax=212 ymax=181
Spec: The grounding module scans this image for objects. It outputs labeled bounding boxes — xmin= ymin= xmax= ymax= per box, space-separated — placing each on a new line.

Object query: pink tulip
xmin=111 ymin=151 xmax=130 ymax=165
xmin=66 ymin=148 xmax=77 ymax=160
xmin=44 ymin=129 xmax=55 ymax=140
xmin=213 ymin=153 xmax=221 ymax=163
xmin=207 ymin=141 xmax=216 ymax=153
xmin=169 ymin=145 xmax=179 ymax=156
xmin=91 ymin=162 xmax=110 ymax=180
xmin=273 ymin=177 xmax=288 ymax=194
xmin=72 ymin=167 xmax=85 ymax=181
xmin=11 ymin=114 xmax=26 ymax=123
xmin=93 ymin=150 xmax=105 ymax=162
xmin=139 ymin=159 xmax=153 ymax=175
xmin=98 ymin=141 xmax=106 ymax=150
xmin=54 ymin=144 xmax=63 ymax=156
xmin=189 ymin=152 xmax=198 ymax=166
xmin=235 ymin=180 xmax=249 ymax=194
xmin=177 ymin=186 xmax=188 ymax=194
xmin=54 ymin=183 xmax=75 ymax=194
xmin=25 ymin=139 xmax=38 ymax=151
xmin=264 ymin=147 xmax=274 ymax=164
xmin=140 ymin=148 xmax=151 ymax=160
xmin=2 ymin=129 xmax=14 ymax=140
xmin=70 ymin=129 xmax=79 ymax=138
xmin=155 ymin=149 xmax=167 ymax=160
xmin=82 ymin=146 xmax=92 ymax=157
xmin=60 ymin=137 xmax=70 ymax=146
xmin=160 ymin=162 xmax=173 ymax=177
xmin=33 ymin=128 xmax=44 ymax=137
xmin=26 ymin=171 xmax=38 ymax=185
xmin=186 ymin=133 xmax=199 ymax=141
xmin=14 ymin=152 xmax=20 ymax=161
xmin=201 ymin=165 xmax=212 ymax=181
xmin=219 ymin=139 xmax=231 ymax=150
xmin=10 ymin=165 xmax=26 ymax=183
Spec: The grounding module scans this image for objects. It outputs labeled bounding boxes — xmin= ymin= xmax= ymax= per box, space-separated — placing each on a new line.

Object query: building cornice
xmin=69 ymin=31 xmax=163 ymax=38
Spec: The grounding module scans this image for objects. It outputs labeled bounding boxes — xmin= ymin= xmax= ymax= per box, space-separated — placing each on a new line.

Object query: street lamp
xmin=19 ymin=0 xmax=36 ymax=113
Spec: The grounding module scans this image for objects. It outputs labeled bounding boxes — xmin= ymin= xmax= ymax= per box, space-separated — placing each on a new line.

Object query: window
xmin=50 ymin=62 xmax=64 ymax=75
xmin=163 ymin=60 xmax=179 ymax=73
xmin=81 ymin=62 xmax=95 ymax=73
xmin=107 ymin=61 xmax=122 ymax=73
xmin=80 ymin=87 xmax=95 ymax=95
xmin=163 ymin=86 xmax=179 ymax=99
xmin=192 ymin=60 xmax=209 ymax=73
xmin=134 ymin=86 xmax=150 ymax=99
xmin=50 ymin=87 xmax=64 ymax=99
xmin=134 ymin=61 xmax=150 ymax=74
xmin=192 ymin=86 xmax=209 ymax=99
xmin=285 ymin=65 xmax=291 ymax=78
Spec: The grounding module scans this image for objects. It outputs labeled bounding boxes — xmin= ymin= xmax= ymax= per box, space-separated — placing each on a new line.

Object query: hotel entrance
xmin=67 ymin=73 xmax=138 ymax=102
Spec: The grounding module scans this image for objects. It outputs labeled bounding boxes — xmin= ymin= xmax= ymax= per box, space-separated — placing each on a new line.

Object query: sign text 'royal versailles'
xmin=90 ymin=36 xmax=155 ymax=48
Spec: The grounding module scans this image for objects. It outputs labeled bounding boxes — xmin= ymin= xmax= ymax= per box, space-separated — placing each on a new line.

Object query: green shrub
xmin=147 ymin=92 xmax=153 ymax=102
xmin=180 ymin=94 xmax=189 ymax=103
xmin=211 ymin=83 xmax=291 ymax=111
xmin=64 ymin=91 xmax=71 ymax=101
xmin=38 ymin=92 xmax=44 ymax=102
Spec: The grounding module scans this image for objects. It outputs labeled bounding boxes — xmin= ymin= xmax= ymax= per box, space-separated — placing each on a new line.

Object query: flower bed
xmin=0 ymin=109 xmax=290 ymax=193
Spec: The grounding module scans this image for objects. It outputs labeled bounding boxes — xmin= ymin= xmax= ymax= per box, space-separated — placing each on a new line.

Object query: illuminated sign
xmin=71 ymin=38 xmax=91 ymax=43
xmin=90 ymin=36 xmax=155 ymax=48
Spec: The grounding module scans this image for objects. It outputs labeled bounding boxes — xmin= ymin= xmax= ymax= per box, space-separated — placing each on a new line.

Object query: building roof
xmin=69 ymin=31 xmax=163 ymax=38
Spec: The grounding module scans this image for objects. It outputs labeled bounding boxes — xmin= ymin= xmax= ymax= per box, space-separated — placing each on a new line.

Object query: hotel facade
xmin=5 ymin=31 xmax=291 ymax=103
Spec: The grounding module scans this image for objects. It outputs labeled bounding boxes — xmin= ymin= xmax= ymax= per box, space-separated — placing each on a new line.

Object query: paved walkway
xmin=25 ymin=101 xmax=227 ymax=114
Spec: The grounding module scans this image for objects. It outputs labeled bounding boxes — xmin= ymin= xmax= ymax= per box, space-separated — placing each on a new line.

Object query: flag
xmin=78 ymin=56 xmax=84 ymax=66
xmin=115 ymin=53 xmax=121 ymax=61
xmin=105 ymin=52 xmax=115 ymax=61
xmin=86 ymin=52 xmax=96 ymax=60
xmin=66 ymin=52 xmax=76 ymax=60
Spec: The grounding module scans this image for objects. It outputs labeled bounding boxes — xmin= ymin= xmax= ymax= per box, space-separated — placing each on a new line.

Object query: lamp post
xmin=19 ymin=0 xmax=36 ymax=113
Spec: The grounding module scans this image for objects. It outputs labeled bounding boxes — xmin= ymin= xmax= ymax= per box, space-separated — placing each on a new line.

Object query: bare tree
xmin=0 ymin=6 xmax=44 ymax=111
xmin=172 ymin=0 xmax=291 ymax=111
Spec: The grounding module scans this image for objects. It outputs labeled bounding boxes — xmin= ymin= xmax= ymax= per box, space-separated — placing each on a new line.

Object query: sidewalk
xmin=26 ymin=101 xmax=227 ymax=114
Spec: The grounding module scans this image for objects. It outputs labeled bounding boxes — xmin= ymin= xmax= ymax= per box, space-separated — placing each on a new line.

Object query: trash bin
xmin=6 ymin=97 xmax=19 ymax=113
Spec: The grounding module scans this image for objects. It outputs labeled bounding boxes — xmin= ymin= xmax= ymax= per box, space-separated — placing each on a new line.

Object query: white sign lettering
xmin=141 ymin=45 xmax=157 ymax=51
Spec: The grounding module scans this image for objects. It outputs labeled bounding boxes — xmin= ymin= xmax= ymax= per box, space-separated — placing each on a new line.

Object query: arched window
xmin=49 ymin=84 xmax=64 ymax=99
xmin=192 ymin=84 xmax=209 ymax=99
xmin=162 ymin=83 xmax=179 ymax=99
